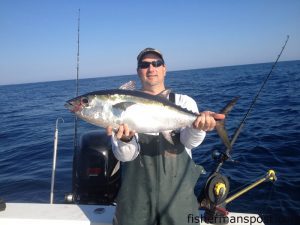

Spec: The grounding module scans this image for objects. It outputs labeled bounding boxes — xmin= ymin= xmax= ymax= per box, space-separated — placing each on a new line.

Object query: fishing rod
xmin=199 ymin=35 xmax=289 ymax=221
xmin=50 ymin=10 xmax=81 ymax=204
xmin=76 ymin=9 xmax=80 ymax=97
xmin=73 ymin=8 xmax=80 ymax=154
xmin=67 ymin=9 xmax=80 ymax=200
xmin=214 ymin=35 xmax=290 ymax=173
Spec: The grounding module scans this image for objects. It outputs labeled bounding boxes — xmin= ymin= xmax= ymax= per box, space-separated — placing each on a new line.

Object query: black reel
xmin=212 ymin=150 xmax=236 ymax=164
xmin=199 ymin=172 xmax=230 ymax=224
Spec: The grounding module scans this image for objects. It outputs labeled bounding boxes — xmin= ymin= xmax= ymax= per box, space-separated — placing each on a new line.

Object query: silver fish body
xmin=65 ymin=89 xmax=198 ymax=133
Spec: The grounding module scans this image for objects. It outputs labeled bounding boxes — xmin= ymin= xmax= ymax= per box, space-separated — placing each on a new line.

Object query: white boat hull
xmin=0 ymin=203 xmax=265 ymax=225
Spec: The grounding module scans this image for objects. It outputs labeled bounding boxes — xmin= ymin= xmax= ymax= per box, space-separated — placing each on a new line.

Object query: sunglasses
xmin=138 ymin=60 xmax=164 ymax=69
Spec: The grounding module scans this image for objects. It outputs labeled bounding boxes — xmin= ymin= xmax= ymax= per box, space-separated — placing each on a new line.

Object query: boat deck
xmin=0 ymin=203 xmax=265 ymax=225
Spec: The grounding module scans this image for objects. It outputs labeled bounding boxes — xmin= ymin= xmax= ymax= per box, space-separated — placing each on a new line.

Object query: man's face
xmin=137 ymin=53 xmax=166 ymax=88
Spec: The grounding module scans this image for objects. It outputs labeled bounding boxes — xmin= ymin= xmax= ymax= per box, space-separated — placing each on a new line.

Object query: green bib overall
xmin=113 ymin=132 xmax=205 ymax=225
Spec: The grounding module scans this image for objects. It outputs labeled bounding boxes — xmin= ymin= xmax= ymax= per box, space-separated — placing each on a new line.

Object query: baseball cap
xmin=137 ymin=48 xmax=164 ymax=63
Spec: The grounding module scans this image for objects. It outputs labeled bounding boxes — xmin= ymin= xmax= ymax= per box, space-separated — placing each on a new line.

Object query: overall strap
xmin=0 ymin=198 xmax=6 ymax=211
xmin=169 ymin=92 xmax=175 ymax=103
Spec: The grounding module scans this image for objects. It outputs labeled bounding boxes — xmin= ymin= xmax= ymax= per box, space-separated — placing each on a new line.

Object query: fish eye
xmin=81 ymin=97 xmax=89 ymax=106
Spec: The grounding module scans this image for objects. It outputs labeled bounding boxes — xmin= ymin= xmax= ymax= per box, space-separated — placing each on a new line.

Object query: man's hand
xmin=106 ymin=124 xmax=136 ymax=142
xmin=193 ymin=111 xmax=225 ymax=131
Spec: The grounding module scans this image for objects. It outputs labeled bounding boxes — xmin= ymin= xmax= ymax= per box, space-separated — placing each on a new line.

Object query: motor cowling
xmin=71 ymin=130 xmax=121 ymax=205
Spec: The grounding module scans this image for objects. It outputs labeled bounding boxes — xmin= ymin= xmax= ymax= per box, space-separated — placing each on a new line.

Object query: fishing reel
xmin=199 ymin=168 xmax=278 ymax=224
xmin=212 ymin=150 xmax=237 ymax=164
xmin=199 ymin=172 xmax=230 ymax=224
xmin=197 ymin=150 xmax=238 ymax=224
xmin=212 ymin=150 xmax=229 ymax=162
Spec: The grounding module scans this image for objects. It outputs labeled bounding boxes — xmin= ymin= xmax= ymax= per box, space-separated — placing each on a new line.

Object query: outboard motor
xmin=68 ymin=130 xmax=121 ymax=205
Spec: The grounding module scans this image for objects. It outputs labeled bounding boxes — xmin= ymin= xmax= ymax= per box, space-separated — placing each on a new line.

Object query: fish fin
xmin=161 ymin=130 xmax=175 ymax=145
xmin=112 ymin=102 xmax=136 ymax=111
xmin=119 ymin=81 xmax=136 ymax=90
xmin=216 ymin=97 xmax=240 ymax=150
xmin=157 ymin=89 xmax=172 ymax=99
xmin=161 ymin=130 xmax=182 ymax=146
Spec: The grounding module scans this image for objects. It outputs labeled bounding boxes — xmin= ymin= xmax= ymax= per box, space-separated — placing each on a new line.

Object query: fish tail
xmin=216 ymin=97 xmax=239 ymax=150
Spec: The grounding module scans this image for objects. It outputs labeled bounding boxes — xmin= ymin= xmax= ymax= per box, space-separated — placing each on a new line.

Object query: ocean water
xmin=0 ymin=60 xmax=299 ymax=224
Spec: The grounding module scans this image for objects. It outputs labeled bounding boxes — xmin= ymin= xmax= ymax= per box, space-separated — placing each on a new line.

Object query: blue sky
xmin=0 ymin=0 xmax=299 ymax=85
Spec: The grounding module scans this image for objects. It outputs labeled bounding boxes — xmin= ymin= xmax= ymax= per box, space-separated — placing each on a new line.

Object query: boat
xmin=0 ymin=128 xmax=268 ymax=225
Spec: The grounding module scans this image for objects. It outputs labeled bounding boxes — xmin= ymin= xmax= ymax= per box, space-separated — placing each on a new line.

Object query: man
xmin=107 ymin=48 xmax=225 ymax=225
